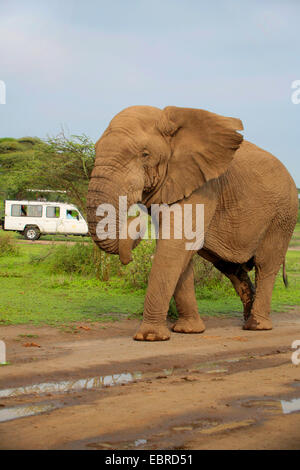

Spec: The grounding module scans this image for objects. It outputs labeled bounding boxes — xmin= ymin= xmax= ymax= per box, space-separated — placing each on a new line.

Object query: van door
xmin=44 ymin=206 xmax=62 ymax=233
xmin=60 ymin=208 xmax=87 ymax=234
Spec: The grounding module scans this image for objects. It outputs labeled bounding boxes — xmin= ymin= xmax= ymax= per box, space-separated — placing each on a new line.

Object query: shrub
xmin=121 ymin=240 xmax=155 ymax=289
xmin=38 ymin=239 xmax=155 ymax=286
xmin=120 ymin=242 xmax=230 ymax=294
xmin=47 ymin=242 xmax=96 ymax=276
xmin=0 ymin=233 xmax=19 ymax=257
xmin=33 ymin=241 xmax=122 ymax=280
xmin=193 ymin=256 xmax=224 ymax=287
xmin=193 ymin=256 xmax=233 ymax=298
xmin=93 ymin=245 xmax=122 ymax=281
xmin=30 ymin=238 xmax=231 ymax=296
xmin=0 ymin=140 xmax=24 ymax=153
xmin=17 ymin=137 xmax=40 ymax=146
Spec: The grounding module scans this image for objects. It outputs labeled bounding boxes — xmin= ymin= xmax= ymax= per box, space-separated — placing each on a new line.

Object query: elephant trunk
xmin=86 ymin=170 xmax=143 ymax=264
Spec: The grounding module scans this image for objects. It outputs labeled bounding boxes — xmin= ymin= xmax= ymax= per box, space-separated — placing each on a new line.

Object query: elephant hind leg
xmin=244 ymin=225 xmax=290 ymax=331
xmin=214 ymin=259 xmax=255 ymax=321
xmin=172 ymin=260 xmax=205 ymax=334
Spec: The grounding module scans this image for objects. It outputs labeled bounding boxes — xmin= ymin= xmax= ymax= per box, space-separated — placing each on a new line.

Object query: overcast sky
xmin=0 ymin=0 xmax=299 ymax=186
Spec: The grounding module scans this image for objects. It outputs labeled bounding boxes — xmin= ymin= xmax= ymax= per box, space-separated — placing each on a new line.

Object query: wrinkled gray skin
xmin=87 ymin=106 xmax=298 ymax=341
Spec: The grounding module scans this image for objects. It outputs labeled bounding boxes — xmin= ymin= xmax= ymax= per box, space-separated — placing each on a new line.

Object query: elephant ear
xmin=157 ymin=106 xmax=244 ymax=204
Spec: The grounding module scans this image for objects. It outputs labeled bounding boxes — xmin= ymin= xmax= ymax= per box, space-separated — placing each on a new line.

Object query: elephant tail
xmin=282 ymin=259 xmax=288 ymax=288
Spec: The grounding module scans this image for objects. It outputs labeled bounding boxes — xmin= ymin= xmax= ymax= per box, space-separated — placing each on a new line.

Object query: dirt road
xmin=0 ymin=311 xmax=300 ymax=450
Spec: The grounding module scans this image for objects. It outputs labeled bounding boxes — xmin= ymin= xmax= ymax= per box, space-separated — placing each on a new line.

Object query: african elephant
xmin=87 ymin=106 xmax=298 ymax=341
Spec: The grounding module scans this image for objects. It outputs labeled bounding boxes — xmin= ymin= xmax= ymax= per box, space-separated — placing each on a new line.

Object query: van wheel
xmin=24 ymin=226 xmax=41 ymax=241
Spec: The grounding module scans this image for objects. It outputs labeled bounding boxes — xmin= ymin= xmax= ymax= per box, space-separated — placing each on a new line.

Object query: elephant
xmin=86 ymin=106 xmax=298 ymax=341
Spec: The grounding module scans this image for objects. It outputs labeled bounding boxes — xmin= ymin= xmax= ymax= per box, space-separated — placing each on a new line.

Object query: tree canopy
xmin=0 ymin=133 xmax=95 ymax=216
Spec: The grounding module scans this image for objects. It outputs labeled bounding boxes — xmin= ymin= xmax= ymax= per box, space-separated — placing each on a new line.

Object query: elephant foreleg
xmin=172 ymin=260 xmax=205 ymax=333
xmin=134 ymin=191 xmax=217 ymax=341
xmin=134 ymin=239 xmax=194 ymax=341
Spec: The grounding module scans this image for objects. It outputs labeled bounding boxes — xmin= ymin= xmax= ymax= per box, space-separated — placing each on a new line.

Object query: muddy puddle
xmin=0 ymin=371 xmax=144 ymax=398
xmin=85 ymin=418 xmax=224 ymax=450
xmin=84 ymin=417 xmax=265 ymax=450
xmin=0 ymin=356 xmax=242 ymax=424
xmin=0 ymin=402 xmax=58 ymax=423
xmin=1 ymin=354 xmax=299 ymax=426
xmin=281 ymin=398 xmax=300 ymax=414
xmin=0 ymin=357 xmax=247 ymax=399
xmin=84 ymin=396 xmax=300 ymax=450
xmin=238 ymin=396 xmax=300 ymax=416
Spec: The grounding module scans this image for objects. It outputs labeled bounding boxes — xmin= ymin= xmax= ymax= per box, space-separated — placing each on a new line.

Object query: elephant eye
xmin=142 ymin=150 xmax=150 ymax=158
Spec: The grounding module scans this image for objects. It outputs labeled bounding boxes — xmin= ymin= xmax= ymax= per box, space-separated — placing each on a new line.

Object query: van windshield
xmin=66 ymin=210 xmax=79 ymax=220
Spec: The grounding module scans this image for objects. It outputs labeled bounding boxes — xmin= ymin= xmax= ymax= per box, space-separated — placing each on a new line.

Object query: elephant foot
xmin=134 ymin=322 xmax=171 ymax=341
xmin=243 ymin=315 xmax=272 ymax=331
xmin=172 ymin=316 xmax=205 ymax=334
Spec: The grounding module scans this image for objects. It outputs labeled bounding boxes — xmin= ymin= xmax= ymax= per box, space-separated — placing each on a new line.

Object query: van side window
xmin=46 ymin=206 xmax=60 ymax=218
xmin=66 ymin=210 xmax=79 ymax=220
xmin=27 ymin=205 xmax=42 ymax=217
xmin=11 ymin=204 xmax=22 ymax=216
xmin=11 ymin=205 xmax=42 ymax=217
xmin=11 ymin=204 xmax=28 ymax=216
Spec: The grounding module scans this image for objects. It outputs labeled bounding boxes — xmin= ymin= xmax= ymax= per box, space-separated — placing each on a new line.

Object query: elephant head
xmin=86 ymin=105 xmax=243 ymax=264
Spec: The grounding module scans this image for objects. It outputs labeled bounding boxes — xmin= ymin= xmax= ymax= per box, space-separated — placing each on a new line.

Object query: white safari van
xmin=1 ymin=200 xmax=89 ymax=240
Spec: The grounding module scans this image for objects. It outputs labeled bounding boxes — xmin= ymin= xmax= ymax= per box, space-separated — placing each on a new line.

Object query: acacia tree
xmin=33 ymin=133 xmax=95 ymax=214
xmin=0 ymin=137 xmax=41 ymax=216
xmin=0 ymin=133 xmax=95 ymax=216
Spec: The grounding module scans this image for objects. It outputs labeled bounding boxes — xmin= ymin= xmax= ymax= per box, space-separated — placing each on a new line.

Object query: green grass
xmin=290 ymin=223 xmax=300 ymax=247
xmin=194 ymin=249 xmax=299 ymax=316
xmin=6 ymin=230 xmax=91 ymax=243
xmin=0 ymin=229 xmax=299 ymax=326
xmin=0 ymin=244 xmax=145 ymax=325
